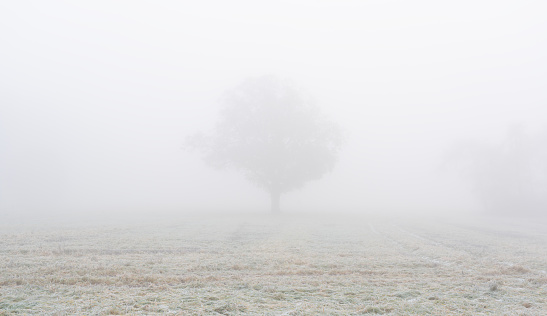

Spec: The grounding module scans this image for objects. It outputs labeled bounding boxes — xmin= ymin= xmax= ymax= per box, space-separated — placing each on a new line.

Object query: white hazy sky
xmin=1 ymin=0 xmax=547 ymax=216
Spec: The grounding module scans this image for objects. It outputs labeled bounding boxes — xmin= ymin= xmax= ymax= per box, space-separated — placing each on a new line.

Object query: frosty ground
xmin=1 ymin=212 xmax=546 ymax=315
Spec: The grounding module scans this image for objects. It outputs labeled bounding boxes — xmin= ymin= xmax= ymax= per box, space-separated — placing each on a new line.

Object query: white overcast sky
xmin=1 ymin=0 xmax=547 ymax=216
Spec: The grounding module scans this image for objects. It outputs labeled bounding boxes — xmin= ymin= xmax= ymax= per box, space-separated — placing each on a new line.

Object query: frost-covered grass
xmin=1 ymin=213 xmax=546 ymax=315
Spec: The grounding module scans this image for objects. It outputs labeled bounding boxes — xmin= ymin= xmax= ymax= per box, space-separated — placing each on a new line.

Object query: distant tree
xmin=445 ymin=127 xmax=547 ymax=215
xmin=187 ymin=76 xmax=343 ymax=212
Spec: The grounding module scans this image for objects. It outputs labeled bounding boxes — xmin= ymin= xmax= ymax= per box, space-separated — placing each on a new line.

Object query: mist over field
xmin=3 ymin=2 xmax=547 ymax=315
xmin=1 ymin=1 xmax=547 ymax=219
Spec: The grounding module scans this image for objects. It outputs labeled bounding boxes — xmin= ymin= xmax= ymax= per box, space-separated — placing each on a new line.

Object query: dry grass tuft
xmin=531 ymin=277 xmax=547 ymax=285
xmin=359 ymin=306 xmax=394 ymax=314
xmin=501 ymin=265 xmax=531 ymax=275
xmin=107 ymin=307 xmax=124 ymax=315
xmin=213 ymin=302 xmax=248 ymax=314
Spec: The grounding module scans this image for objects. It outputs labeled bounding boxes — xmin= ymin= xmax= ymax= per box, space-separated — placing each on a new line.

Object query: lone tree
xmin=187 ymin=76 xmax=343 ymax=212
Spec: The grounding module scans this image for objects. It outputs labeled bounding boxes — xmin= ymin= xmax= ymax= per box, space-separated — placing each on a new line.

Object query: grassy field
xmin=1 ymin=212 xmax=546 ymax=315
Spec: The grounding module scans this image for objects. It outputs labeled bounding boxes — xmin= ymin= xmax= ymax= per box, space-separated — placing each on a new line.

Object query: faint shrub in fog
xmin=445 ymin=126 xmax=547 ymax=216
xmin=187 ymin=75 xmax=343 ymax=212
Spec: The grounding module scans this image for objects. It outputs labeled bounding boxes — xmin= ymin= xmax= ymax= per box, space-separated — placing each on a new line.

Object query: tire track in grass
xmin=391 ymin=220 xmax=547 ymax=282
xmin=399 ymin=219 xmax=547 ymax=264
xmin=368 ymin=222 xmax=452 ymax=268
xmin=392 ymin=224 xmax=440 ymax=246
xmin=389 ymin=221 xmax=519 ymax=276
xmin=392 ymin=221 xmax=490 ymax=258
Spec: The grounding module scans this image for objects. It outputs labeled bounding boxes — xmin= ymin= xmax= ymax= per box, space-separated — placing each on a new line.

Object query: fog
xmin=2 ymin=0 xmax=547 ymax=220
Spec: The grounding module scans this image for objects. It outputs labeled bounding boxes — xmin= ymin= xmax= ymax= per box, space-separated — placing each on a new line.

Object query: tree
xmin=187 ymin=76 xmax=343 ymax=212
xmin=445 ymin=127 xmax=547 ymax=216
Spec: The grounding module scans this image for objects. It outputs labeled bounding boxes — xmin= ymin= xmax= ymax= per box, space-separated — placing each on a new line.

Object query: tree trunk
xmin=270 ymin=189 xmax=281 ymax=213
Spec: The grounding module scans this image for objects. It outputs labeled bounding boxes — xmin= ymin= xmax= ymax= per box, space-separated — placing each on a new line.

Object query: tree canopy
xmin=187 ymin=76 xmax=343 ymax=212
xmin=446 ymin=127 xmax=547 ymax=215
